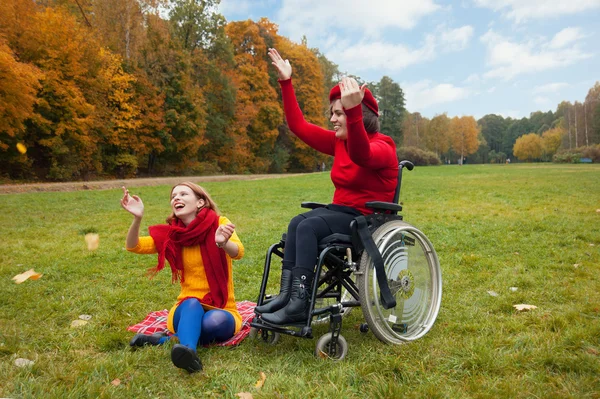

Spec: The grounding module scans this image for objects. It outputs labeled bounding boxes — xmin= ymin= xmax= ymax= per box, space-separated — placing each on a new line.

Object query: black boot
xmin=129 ymin=332 xmax=167 ymax=347
xmin=255 ymin=269 xmax=293 ymax=314
xmin=171 ymin=344 xmax=203 ymax=373
xmin=261 ymin=275 xmax=312 ymax=325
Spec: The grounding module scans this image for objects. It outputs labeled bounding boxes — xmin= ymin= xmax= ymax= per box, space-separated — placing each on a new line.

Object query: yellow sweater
xmin=127 ymin=216 xmax=244 ymax=334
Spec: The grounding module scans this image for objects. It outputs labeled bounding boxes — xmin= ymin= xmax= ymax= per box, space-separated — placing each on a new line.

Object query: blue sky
xmin=218 ymin=0 xmax=600 ymax=120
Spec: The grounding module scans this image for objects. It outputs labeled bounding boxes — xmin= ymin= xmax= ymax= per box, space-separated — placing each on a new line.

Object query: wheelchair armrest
xmin=365 ymin=201 xmax=403 ymax=213
xmin=301 ymin=202 xmax=327 ymax=209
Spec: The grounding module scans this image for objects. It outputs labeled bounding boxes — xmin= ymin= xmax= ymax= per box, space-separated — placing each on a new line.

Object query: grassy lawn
xmin=1 ymin=164 xmax=599 ymax=398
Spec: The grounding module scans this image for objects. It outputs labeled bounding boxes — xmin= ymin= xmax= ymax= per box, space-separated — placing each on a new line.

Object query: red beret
xmin=329 ymin=85 xmax=379 ymax=116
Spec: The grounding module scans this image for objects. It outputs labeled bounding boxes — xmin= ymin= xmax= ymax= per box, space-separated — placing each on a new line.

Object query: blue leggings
xmin=172 ymin=298 xmax=235 ymax=350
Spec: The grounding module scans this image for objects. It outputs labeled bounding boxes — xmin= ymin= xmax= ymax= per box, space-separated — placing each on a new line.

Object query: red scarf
xmin=148 ymin=208 xmax=229 ymax=309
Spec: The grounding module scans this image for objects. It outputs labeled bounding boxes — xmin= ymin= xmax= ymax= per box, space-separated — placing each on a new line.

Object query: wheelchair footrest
xmin=251 ymin=320 xmax=313 ymax=339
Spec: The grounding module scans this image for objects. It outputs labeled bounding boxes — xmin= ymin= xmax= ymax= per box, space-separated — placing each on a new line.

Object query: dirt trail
xmin=0 ymin=174 xmax=304 ymax=194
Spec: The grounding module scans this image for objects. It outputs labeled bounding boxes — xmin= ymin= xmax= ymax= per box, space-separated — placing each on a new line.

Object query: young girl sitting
xmin=120 ymin=182 xmax=244 ymax=373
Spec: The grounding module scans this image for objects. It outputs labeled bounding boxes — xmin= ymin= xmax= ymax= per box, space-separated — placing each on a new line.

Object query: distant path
xmin=0 ymin=174 xmax=306 ymax=194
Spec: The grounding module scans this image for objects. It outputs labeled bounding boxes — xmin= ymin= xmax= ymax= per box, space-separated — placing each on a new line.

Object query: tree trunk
xmin=574 ymin=103 xmax=578 ymax=148
xmin=584 ymin=102 xmax=589 ymax=146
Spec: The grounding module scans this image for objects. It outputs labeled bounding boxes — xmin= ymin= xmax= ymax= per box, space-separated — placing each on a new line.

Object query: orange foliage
xmin=225 ymin=20 xmax=282 ymax=172
xmin=0 ymin=39 xmax=41 ymax=150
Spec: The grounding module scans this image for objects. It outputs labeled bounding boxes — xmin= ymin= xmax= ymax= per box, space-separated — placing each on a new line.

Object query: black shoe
xmin=261 ymin=276 xmax=312 ymax=325
xmin=129 ymin=333 xmax=166 ymax=347
xmin=255 ymin=269 xmax=293 ymax=314
xmin=171 ymin=344 xmax=203 ymax=373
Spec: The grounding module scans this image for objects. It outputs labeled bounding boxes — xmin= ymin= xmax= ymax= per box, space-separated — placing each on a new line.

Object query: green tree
xmin=372 ymin=76 xmax=405 ymax=146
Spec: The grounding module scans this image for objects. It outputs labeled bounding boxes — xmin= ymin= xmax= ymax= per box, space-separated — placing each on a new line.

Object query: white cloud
xmin=487 ymin=86 xmax=496 ymax=93
xmin=439 ymin=25 xmax=474 ymax=52
xmin=328 ymin=36 xmax=436 ymax=73
xmin=532 ymin=82 xmax=570 ymax=94
xmin=464 ymin=73 xmax=480 ymax=84
xmin=403 ymin=80 xmax=471 ymax=111
xmin=276 ymin=0 xmax=441 ymax=41
xmin=473 ymin=0 xmax=600 ymax=23
xmin=549 ymin=27 xmax=586 ymax=49
xmin=480 ymin=29 xmax=592 ymax=80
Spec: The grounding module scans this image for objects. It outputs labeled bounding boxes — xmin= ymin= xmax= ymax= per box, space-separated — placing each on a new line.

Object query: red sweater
xmin=280 ymin=79 xmax=398 ymax=214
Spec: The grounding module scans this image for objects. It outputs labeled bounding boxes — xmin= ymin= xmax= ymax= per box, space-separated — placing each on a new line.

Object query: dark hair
xmin=329 ymin=102 xmax=380 ymax=134
xmin=361 ymin=103 xmax=380 ymax=133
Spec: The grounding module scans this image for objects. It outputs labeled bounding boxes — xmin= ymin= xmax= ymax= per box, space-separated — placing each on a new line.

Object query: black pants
xmin=282 ymin=205 xmax=360 ymax=281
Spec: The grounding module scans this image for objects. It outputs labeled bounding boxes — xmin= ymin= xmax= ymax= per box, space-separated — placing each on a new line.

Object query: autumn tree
xmin=450 ymin=116 xmax=480 ymax=164
xmin=0 ymin=39 xmax=42 ymax=178
xmin=513 ymin=133 xmax=543 ymax=161
xmin=541 ymin=126 xmax=564 ymax=160
xmin=425 ymin=113 xmax=451 ymax=157
xmin=224 ymin=19 xmax=284 ymax=173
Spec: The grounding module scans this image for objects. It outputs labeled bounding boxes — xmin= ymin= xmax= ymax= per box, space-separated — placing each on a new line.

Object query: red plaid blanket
xmin=127 ymin=300 xmax=256 ymax=347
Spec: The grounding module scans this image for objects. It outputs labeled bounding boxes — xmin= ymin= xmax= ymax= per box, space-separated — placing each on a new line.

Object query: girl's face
xmin=330 ymin=99 xmax=347 ymax=140
xmin=171 ymin=185 xmax=204 ymax=223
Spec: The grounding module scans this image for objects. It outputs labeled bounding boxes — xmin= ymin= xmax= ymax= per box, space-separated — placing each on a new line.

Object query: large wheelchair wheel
xmin=358 ymin=220 xmax=442 ymax=344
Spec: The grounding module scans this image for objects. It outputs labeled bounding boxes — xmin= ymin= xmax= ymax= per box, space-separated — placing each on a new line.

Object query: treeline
xmin=401 ymin=82 xmax=600 ymax=164
xmin=1 ymin=1 xmax=598 ymax=182
xmin=0 ymin=0 xmax=408 ymax=181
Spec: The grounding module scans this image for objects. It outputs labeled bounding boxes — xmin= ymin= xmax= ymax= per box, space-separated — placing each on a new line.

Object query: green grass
xmin=1 ymin=164 xmax=599 ymax=398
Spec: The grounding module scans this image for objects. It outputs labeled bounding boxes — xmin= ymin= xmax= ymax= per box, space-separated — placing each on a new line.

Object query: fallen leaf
xmin=16 ymin=142 xmax=27 ymax=154
xmin=596 ymin=209 xmax=600 ymax=213
xmin=573 ymin=264 xmax=580 ymax=269
xmin=514 ymin=252 xmax=519 ymax=255
xmin=79 ymin=314 xmax=92 ymax=321
xmin=70 ymin=319 xmax=88 ymax=328
xmin=85 ymin=233 xmax=99 ymax=251
xmin=236 ymin=393 xmax=253 ymax=399
xmin=589 ymin=243 xmax=595 ymax=247
xmin=487 ymin=290 xmax=498 ymax=297
xmin=509 ymin=287 xmax=518 ymax=292
xmin=255 ymin=371 xmax=267 ymax=389
xmin=15 ymin=358 xmax=34 ymax=367
xmin=111 ymin=378 xmax=121 ymax=386
xmin=513 ymin=304 xmax=537 ymax=312
xmin=12 ymin=269 xmax=43 ymax=284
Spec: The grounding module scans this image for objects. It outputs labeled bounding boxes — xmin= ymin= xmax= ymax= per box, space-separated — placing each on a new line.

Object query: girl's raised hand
xmin=120 ymin=186 xmax=144 ymax=218
xmin=268 ymin=48 xmax=292 ymax=80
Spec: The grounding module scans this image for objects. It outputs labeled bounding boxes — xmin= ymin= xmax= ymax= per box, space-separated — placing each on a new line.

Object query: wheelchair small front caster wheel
xmin=314 ymin=333 xmax=348 ymax=361
xmin=260 ymin=330 xmax=280 ymax=345
xmin=359 ymin=323 xmax=369 ymax=333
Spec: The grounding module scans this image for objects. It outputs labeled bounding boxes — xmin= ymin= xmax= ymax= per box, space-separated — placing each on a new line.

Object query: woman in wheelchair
xmin=255 ymin=48 xmax=399 ymax=325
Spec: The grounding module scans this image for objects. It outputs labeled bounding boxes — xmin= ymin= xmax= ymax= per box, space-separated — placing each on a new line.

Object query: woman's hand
xmin=339 ymin=76 xmax=366 ymax=110
xmin=268 ymin=48 xmax=292 ymax=80
xmin=215 ymin=223 xmax=235 ymax=247
xmin=120 ymin=186 xmax=144 ymax=219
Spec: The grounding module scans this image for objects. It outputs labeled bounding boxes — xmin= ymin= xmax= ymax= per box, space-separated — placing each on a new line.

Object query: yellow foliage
xmin=513 ymin=133 xmax=543 ymax=161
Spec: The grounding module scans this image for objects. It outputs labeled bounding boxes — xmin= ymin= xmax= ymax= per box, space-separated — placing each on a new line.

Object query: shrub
xmin=397 ymin=146 xmax=442 ymax=166
xmin=553 ymin=145 xmax=599 ymax=163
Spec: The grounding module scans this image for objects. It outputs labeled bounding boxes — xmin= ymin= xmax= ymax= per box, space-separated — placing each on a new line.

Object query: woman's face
xmin=171 ymin=185 xmax=204 ymax=222
xmin=330 ymin=99 xmax=347 ymax=140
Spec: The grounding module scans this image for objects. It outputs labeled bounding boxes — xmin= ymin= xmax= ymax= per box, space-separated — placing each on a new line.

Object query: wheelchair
xmin=250 ymin=160 xmax=442 ymax=360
